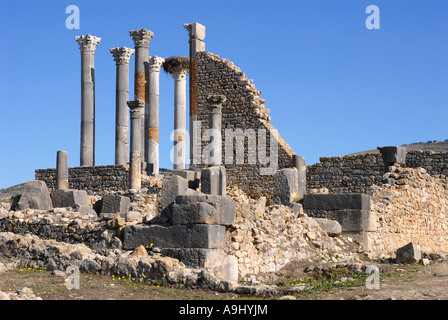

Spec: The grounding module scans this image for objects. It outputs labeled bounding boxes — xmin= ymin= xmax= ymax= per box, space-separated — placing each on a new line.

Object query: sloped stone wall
xmin=195 ymin=51 xmax=296 ymax=201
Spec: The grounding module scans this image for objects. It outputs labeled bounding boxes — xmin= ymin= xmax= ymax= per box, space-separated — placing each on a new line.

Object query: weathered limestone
xmin=378 ymin=146 xmax=407 ymax=169
xmin=17 ymin=180 xmax=53 ymax=211
xmin=130 ymin=29 xmax=154 ymax=163
xmin=160 ymin=174 xmax=189 ymax=215
xmin=56 ymin=151 xmax=69 ymax=190
xmin=172 ymin=169 xmax=201 ymax=189
xmin=205 ymin=95 xmax=226 ymax=166
xmin=201 ymin=166 xmax=227 ymax=196
xmin=172 ymin=68 xmax=189 ymax=169
xmin=184 ymin=23 xmax=206 ymax=168
xmin=99 ymin=194 xmax=130 ymax=216
xmin=292 ymin=155 xmax=306 ymax=201
xmin=123 ymin=224 xmax=226 ymax=249
xmin=127 ymin=100 xmax=145 ymax=190
xmin=75 ymin=35 xmax=101 ymax=167
xmin=171 ymin=195 xmax=236 ymax=226
xmin=396 ymin=242 xmax=421 ymax=263
xmin=146 ymin=56 xmax=164 ymax=175
xmin=273 ymin=168 xmax=299 ymax=205
xmin=50 ymin=189 xmax=89 ymax=208
xmin=110 ymin=47 xmax=134 ymax=165
xmin=313 ymin=218 xmax=342 ymax=237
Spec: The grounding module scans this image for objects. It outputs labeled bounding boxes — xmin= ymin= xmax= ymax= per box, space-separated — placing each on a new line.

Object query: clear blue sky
xmin=0 ymin=0 xmax=447 ymax=189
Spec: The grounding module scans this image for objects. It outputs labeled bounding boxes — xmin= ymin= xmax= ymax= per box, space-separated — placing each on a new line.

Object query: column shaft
xmin=56 ymin=151 xmax=69 ymax=190
xmin=146 ymin=57 xmax=164 ymax=175
xmin=206 ymin=95 xmax=226 ymax=166
xmin=110 ymin=47 xmax=134 ymax=165
xmin=128 ymin=100 xmax=144 ymax=190
xmin=173 ymin=72 xmax=187 ymax=170
xmin=76 ymin=35 xmax=101 ymax=167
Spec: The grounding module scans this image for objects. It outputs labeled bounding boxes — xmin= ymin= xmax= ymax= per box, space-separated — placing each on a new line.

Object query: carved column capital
xmin=129 ymin=29 xmax=154 ymax=48
xmin=127 ymin=100 xmax=144 ymax=118
xmin=110 ymin=47 xmax=135 ymax=65
xmin=148 ymin=56 xmax=165 ymax=72
xmin=76 ymin=34 xmax=101 ymax=53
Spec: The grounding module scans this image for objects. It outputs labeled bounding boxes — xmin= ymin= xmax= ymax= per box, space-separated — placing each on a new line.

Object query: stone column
xmin=146 ymin=56 xmax=165 ymax=175
xmin=76 ymin=34 xmax=101 ymax=167
xmin=56 ymin=151 xmax=69 ymax=190
xmin=127 ymin=100 xmax=144 ymax=191
xmin=292 ymin=155 xmax=306 ymax=200
xmin=130 ymin=29 xmax=154 ymax=164
xmin=172 ymin=69 xmax=189 ymax=170
xmin=184 ymin=23 xmax=206 ymax=168
xmin=206 ymin=95 xmax=226 ymax=166
xmin=110 ymin=47 xmax=134 ymax=165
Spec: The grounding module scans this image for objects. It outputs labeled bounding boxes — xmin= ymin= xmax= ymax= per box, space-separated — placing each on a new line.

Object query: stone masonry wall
xmin=367 ymin=166 xmax=448 ymax=256
xmin=307 ymin=150 xmax=448 ymax=195
xmin=35 ymin=165 xmax=130 ymax=195
xmin=195 ymin=51 xmax=296 ymax=202
xmin=406 ymin=151 xmax=448 ymax=177
xmin=307 ymin=153 xmax=386 ymax=194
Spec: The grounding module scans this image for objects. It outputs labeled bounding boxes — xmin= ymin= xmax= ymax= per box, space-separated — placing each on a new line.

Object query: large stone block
xmin=378 ymin=146 xmax=407 ymax=166
xmin=303 ymin=194 xmax=371 ymax=211
xmin=100 ymin=194 xmax=130 ymax=216
xmin=273 ymin=168 xmax=299 ymax=205
xmin=51 ymin=189 xmax=89 ymax=208
xmin=17 ymin=180 xmax=53 ymax=211
xmin=200 ymin=166 xmax=226 ymax=196
xmin=333 ymin=210 xmax=376 ymax=232
xmin=123 ymin=224 xmax=226 ymax=250
xmin=172 ymin=200 xmax=235 ymax=226
xmin=160 ymin=174 xmax=189 ymax=213
xmin=396 ymin=242 xmax=421 ymax=263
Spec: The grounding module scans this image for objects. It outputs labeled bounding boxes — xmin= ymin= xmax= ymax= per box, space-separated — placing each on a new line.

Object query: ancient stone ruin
xmin=1 ymin=22 xmax=448 ymax=296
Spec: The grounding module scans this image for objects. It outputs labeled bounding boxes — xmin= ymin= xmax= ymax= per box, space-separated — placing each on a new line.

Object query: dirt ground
xmin=1 ymin=260 xmax=448 ymax=301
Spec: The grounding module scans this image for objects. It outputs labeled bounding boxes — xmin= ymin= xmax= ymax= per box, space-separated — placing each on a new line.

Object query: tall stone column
xmin=129 ymin=29 xmax=154 ymax=164
xmin=146 ymin=56 xmax=165 ymax=175
xmin=110 ymin=47 xmax=134 ymax=165
xmin=184 ymin=23 xmax=206 ymax=168
xmin=127 ymin=100 xmax=144 ymax=191
xmin=76 ymin=34 xmax=101 ymax=167
xmin=172 ymin=69 xmax=189 ymax=170
xmin=56 ymin=151 xmax=69 ymax=190
xmin=206 ymin=95 xmax=226 ymax=166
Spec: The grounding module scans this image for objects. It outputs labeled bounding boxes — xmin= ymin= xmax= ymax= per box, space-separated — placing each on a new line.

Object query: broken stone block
xmin=50 ymin=189 xmax=89 ymax=208
xmin=17 ymin=180 xmax=53 ymax=211
xmin=172 ymin=169 xmax=201 ymax=189
xmin=172 ymin=200 xmax=235 ymax=226
xmin=123 ymin=224 xmax=226 ymax=250
xmin=396 ymin=242 xmax=421 ymax=263
xmin=100 ymin=194 xmax=130 ymax=216
xmin=273 ymin=168 xmax=299 ymax=205
xmin=313 ymin=218 xmax=342 ymax=237
xmin=200 ymin=166 xmax=226 ymax=196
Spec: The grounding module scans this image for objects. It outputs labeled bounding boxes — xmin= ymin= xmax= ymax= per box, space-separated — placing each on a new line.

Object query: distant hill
xmin=0 ymin=183 xmax=25 ymax=196
xmin=348 ymin=139 xmax=448 ymax=156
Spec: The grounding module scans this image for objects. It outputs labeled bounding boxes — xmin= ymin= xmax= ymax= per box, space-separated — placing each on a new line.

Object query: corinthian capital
xmin=129 ymin=29 xmax=154 ymax=48
xmin=110 ymin=47 xmax=135 ymax=65
xmin=76 ymin=34 xmax=101 ymax=53
xmin=148 ymin=56 xmax=165 ymax=72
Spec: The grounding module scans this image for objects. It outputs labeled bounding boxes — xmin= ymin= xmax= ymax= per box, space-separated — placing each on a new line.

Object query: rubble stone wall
xmin=307 ymin=151 xmax=448 ymax=194
xmin=367 ymin=166 xmax=448 ymax=256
